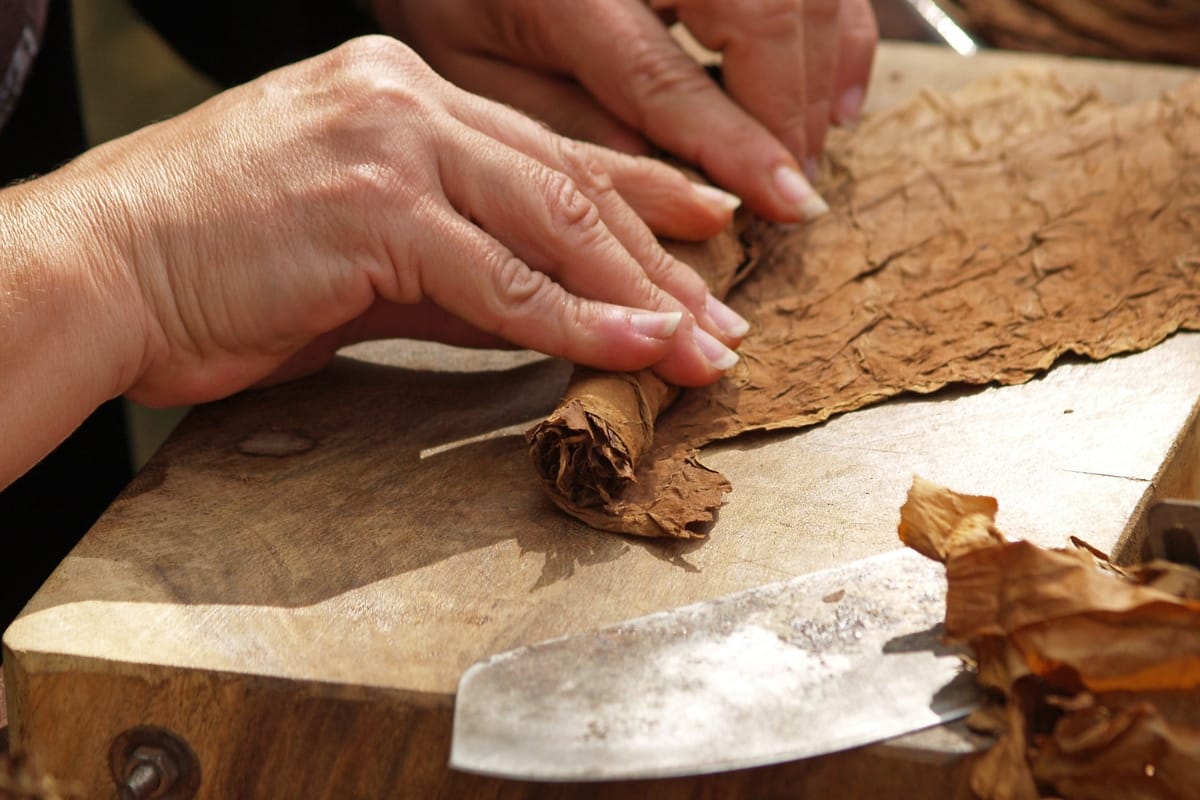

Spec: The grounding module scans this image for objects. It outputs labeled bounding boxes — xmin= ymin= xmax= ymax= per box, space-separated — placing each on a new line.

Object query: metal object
xmin=451 ymin=548 xmax=979 ymax=781
xmin=109 ymin=726 xmax=200 ymax=800
xmin=1146 ymin=498 xmax=1200 ymax=568
xmin=905 ymin=0 xmax=979 ymax=55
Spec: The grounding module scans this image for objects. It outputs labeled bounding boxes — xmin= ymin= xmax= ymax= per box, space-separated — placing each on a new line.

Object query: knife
xmin=450 ymin=547 xmax=980 ymax=781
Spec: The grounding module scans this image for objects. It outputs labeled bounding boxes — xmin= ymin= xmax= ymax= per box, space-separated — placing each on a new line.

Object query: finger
xmin=443 ymin=104 xmax=747 ymax=346
xmin=800 ymin=0 xmax=841 ymax=159
xmin=434 ymin=50 xmax=654 ymax=156
xmin=448 ymin=85 xmax=739 ymax=241
xmin=253 ymin=331 xmax=345 ymax=388
xmin=831 ymin=0 xmax=878 ymax=126
xmin=551 ymin=1 xmax=828 ymax=222
xmin=605 ymin=159 xmax=741 ymax=243
xmin=680 ymin=0 xmax=813 ymax=161
xmin=417 ymin=204 xmax=727 ymax=387
xmin=557 ymin=144 xmax=752 ymax=346
xmin=436 ymin=126 xmax=699 ymax=331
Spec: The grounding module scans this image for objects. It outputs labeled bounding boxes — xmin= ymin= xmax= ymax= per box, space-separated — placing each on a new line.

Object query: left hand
xmin=371 ymin=0 xmax=878 ymax=224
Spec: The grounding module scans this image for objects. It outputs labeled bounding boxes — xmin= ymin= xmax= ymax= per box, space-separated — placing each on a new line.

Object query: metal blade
xmin=900 ymin=0 xmax=979 ymax=56
xmin=451 ymin=548 xmax=979 ymax=781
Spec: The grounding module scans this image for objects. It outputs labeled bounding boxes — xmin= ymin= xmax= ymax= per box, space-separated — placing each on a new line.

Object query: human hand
xmin=61 ymin=37 xmax=748 ymax=414
xmin=372 ymin=0 xmax=878 ymax=223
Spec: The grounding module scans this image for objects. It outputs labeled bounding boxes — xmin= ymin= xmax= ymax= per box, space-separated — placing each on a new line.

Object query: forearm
xmin=0 ymin=165 xmax=146 ymax=490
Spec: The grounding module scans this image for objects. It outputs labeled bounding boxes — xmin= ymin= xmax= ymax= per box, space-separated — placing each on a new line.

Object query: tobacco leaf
xmin=529 ymin=69 xmax=1117 ymax=537
xmin=525 ymin=216 xmax=749 ymax=537
xmin=550 ymin=72 xmax=1200 ymax=537
xmin=818 ymin=68 xmax=1111 ymax=194
xmin=529 ymin=70 xmax=1200 ymax=538
xmin=898 ymin=476 xmax=1200 ymax=800
xmin=898 ymin=474 xmax=1004 ymax=562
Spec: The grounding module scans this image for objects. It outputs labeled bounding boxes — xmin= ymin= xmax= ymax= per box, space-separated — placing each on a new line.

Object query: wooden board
xmin=5 ymin=43 xmax=1200 ymax=799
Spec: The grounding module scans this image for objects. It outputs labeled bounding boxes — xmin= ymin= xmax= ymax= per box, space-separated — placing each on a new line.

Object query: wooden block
xmin=4 ymin=43 xmax=1199 ymax=798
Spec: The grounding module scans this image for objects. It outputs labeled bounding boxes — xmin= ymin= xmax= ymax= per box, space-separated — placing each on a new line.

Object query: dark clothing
xmin=0 ymin=0 xmax=371 ymax=637
xmin=0 ymin=0 xmax=72 ymax=183
xmin=0 ymin=0 xmax=47 ymax=130
xmin=130 ymin=0 xmax=372 ymax=87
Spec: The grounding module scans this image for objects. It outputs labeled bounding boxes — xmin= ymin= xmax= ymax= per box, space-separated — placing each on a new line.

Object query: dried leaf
xmin=897 ymin=476 xmax=1200 ymax=799
xmin=898 ymin=475 xmax=1005 ymax=562
xmin=532 ymin=70 xmax=1200 ymax=538
xmin=525 ymin=221 xmax=747 ymax=538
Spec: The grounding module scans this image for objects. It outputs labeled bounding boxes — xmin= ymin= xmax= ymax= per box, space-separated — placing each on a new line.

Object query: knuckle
xmin=626 ymin=37 xmax=711 ymax=110
xmin=331 ymin=35 xmax=418 ymax=79
xmin=488 ymin=254 xmax=560 ymax=334
xmin=326 ymin=37 xmax=434 ymax=118
xmin=623 ymin=151 xmax=675 ymax=188
xmin=328 ymin=121 xmax=435 ymax=216
xmin=654 ymin=254 xmax=707 ymax=306
xmin=492 ymin=253 xmax=539 ymax=304
xmin=542 ymin=171 xmax=607 ymax=248
xmin=555 ymin=141 xmax=616 ymax=196
xmin=344 ymin=160 xmax=399 ymax=210
xmin=670 ymin=253 xmax=708 ymax=292
xmin=390 ymin=200 xmax=444 ymax=304
xmin=483 ymin=0 xmax=557 ymax=60
xmin=648 ymin=258 xmax=689 ymax=300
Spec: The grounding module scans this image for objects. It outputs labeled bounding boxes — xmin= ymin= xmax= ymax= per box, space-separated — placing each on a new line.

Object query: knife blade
xmin=450 ymin=547 xmax=980 ymax=781
xmin=900 ymin=0 xmax=979 ymax=56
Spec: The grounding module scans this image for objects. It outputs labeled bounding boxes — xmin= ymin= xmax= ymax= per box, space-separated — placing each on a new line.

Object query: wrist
xmin=43 ymin=159 xmax=154 ymax=401
xmin=0 ymin=162 xmax=154 ymax=486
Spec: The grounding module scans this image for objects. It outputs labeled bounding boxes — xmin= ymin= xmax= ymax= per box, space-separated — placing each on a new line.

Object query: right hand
xmin=374 ymin=0 xmax=878 ymax=222
xmin=71 ymin=36 xmax=749 ymax=410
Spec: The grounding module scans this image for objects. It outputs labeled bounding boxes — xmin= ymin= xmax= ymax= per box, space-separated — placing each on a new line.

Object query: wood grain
xmin=4 ymin=43 xmax=1199 ymax=799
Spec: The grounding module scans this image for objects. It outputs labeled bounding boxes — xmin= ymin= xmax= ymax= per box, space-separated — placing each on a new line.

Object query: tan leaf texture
xmin=531 ymin=70 xmax=1200 ymax=538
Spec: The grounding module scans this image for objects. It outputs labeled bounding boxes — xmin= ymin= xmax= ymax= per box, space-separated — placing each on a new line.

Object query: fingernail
xmin=692 ymin=183 xmax=742 ymax=212
xmin=772 ymin=165 xmax=829 ymax=220
xmin=706 ymin=293 xmax=750 ymax=339
xmin=837 ymin=85 xmax=865 ymax=125
xmin=693 ymin=326 xmax=739 ymax=371
xmin=629 ymin=310 xmax=682 ymax=340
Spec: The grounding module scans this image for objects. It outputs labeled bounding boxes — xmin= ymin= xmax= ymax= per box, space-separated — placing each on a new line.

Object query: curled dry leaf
xmin=898 ymin=474 xmax=1005 ymax=561
xmin=899 ymin=476 xmax=1200 ymax=799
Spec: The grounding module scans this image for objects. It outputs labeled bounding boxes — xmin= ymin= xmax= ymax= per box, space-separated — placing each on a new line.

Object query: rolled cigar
xmin=527 ymin=367 xmax=677 ymax=535
xmin=526 ymin=216 xmax=754 ymax=537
